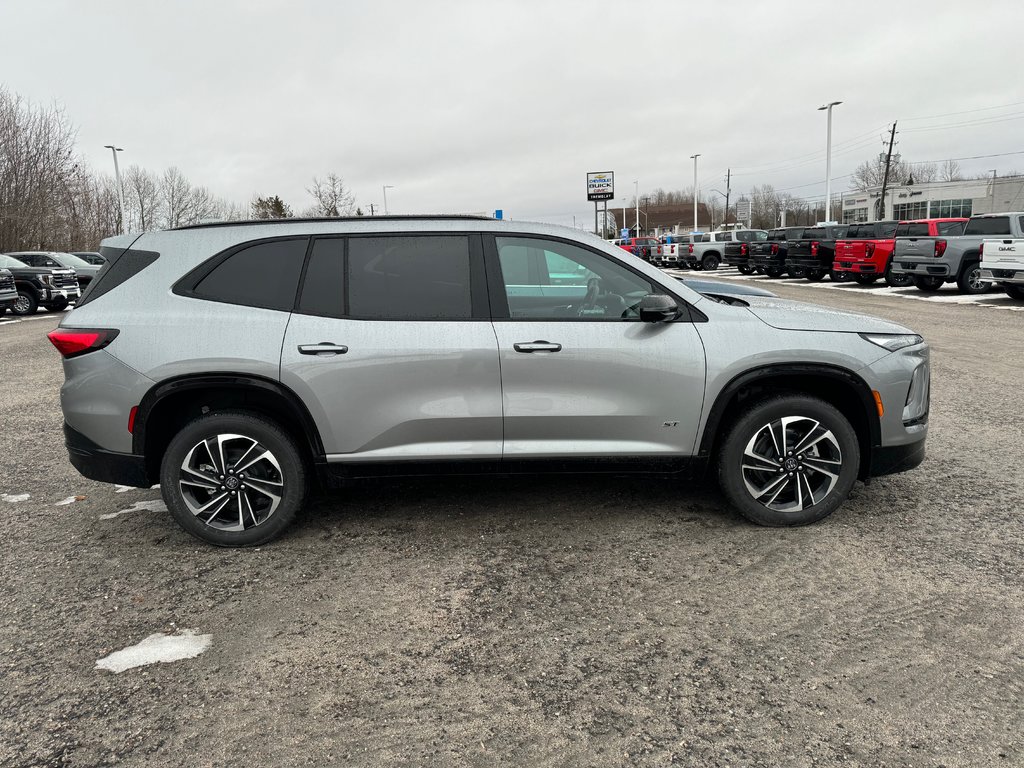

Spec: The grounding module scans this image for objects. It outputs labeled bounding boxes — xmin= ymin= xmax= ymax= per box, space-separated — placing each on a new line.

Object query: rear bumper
xmin=891 ymin=258 xmax=954 ymax=277
xmin=979 ymin=267 xmax=1024 ymax=285
xmin=833 ymin=260 xmax=880 ymax=273
xmin=870 ymin=438 xmax=926 ymax=478
xmin=64 ymin=422 xmax=151 ymax=488
xmin=786 ymin=257 xmax=828 ymax=271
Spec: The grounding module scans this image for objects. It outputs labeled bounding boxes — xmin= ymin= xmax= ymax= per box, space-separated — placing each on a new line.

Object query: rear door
xmin=280 ymin=234 xmax=502 ymax=463
xmin=487 ymin=235 xmax=706 ymax=460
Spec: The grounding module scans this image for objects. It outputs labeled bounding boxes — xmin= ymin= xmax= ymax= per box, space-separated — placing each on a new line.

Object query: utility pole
xmin=990 ymin=169 xmax=998 ymax=213
xmin=369 ymin=203 xmax=376 ymax=215
xmin=724 ymin=168 xmax=731 ymax=226
xmin=877 ymin=122 xmax=898 ymax=221
xmin=690 ymin=154 xmax=701 ymax=231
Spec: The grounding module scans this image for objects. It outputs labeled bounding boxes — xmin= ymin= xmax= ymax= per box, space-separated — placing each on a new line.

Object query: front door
xmin=280 ymin=234 xmax=502 ymax=464
xmin=486 ymin=235 xmax=706 ymax=459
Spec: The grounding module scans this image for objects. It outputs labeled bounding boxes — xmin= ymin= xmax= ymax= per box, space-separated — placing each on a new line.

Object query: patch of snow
xmin=1 ymin=493 xmax=30 ymax=503
xmin=114 ymin=485 xmax=136 ymax=493
xmin=100 ymin=498 xmax=167 ymax=520
xmin=95 ymin=630 xmax=212 ymax=673
xmin=55 ymin=496 xmax=79 ymax=506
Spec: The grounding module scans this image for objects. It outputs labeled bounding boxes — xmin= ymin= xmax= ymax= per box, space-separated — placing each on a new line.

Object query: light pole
xmin=818 ymin=101 xmax=842 ymax=223
xmin=633 ymin=180 xmax=639 ymax=235
xmin=690 ymin=154 xmax=701 ymax=231
xmin=382 ymin=185 xmax=394 ymax=215
xmin=104 ymin=144 xmax=126 ymax=233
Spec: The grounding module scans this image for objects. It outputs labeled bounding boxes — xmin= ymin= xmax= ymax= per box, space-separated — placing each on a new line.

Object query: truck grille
xmin=0 ymin=274 xmax=14 ymax=291
xmin=54 ymin=272 xmax=79 ymax=290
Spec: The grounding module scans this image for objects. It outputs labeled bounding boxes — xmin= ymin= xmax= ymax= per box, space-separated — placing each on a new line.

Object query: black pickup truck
xmin=785 ymin=224 xmax=850 ymax=281
xmin=749 ymin=227 xmax=809 ymax=277
xmin=0 ymin=253 xmax=81 ymax=315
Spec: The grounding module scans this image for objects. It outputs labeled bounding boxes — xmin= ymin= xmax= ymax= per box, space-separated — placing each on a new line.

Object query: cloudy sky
xmin=2 ymin=0 xmax=1022 ymax=227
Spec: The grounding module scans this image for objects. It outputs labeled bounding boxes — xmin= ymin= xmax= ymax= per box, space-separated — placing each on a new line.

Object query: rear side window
xmin=937 ymin=221 xmax=966 ymax=236
xmin=896 ymin=223 xmax=929 ymax=237
xmin=880 ymin=223 xmax=898 ymax=237
xmin=193 ymin=239 xmax=307 ymax=311
xmin=348 ymin=236 xmax=472 ymax=319
xmin=297 ymin=238 xmax=345 ymax=317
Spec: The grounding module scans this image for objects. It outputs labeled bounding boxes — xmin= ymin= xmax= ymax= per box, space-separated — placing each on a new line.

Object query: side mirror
xmin=639 ymin=294 xmax=679 ymax=323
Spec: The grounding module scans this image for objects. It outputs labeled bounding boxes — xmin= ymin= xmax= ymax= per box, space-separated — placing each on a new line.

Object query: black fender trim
xmin=697 ymin=362 xmax=882 ymax=462
xmin=132 ymin=373 xmax=326 ymax=460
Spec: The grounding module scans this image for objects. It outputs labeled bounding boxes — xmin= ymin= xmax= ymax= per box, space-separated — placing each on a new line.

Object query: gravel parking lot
xmin=1 ymin=281 xmax=1022 ymax=767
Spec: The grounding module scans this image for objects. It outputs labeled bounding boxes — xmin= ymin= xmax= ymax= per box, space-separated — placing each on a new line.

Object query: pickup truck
xmin=615 ymin=236 xmax=660 ymax=262
xmin=749 ymin=227 xmax=809 ymax=277
xmin=980 ymin=236 xmax=1024 ymax=300
xmin=892 ymin=212 xmax=1024 ymax=294
xmin=832 ymin=221 xmax=899 ymax=285
xmin=0 ymin=267 xmax=17 ymax=316
xmin=784 ymin=224 xmax=850 ymax=282
xmin=0 ymin=253 xmax=81 ymax=315
xmin=685 ymin=229 xmax=768 ymax=271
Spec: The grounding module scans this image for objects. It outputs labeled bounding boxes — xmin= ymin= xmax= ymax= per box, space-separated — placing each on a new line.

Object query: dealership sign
xmin=735 ymin=199 xmax=752 ymax=224
xmin=587 ymin=171 xmax=614 ymax=201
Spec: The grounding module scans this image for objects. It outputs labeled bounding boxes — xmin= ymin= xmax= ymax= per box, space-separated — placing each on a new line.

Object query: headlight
xmin=41 ymin=274 xmax=54 ymax=286
xmin=859 ymin=333 xmax=924 ymax=352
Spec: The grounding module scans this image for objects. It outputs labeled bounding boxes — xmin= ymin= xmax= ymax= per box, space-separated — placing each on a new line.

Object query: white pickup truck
xmin=980 ymin=236 xmax=1024 ymax=300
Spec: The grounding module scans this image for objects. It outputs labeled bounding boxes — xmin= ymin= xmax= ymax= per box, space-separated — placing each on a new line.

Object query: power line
xmin=902 ymin=112 xmax=1024 ymax=133
xmin=901 ymin=101 xmax=1024 ymax=122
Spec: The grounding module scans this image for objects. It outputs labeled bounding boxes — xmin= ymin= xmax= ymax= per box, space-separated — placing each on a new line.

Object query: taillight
xmin=865 ymin=243 xmax=875 ymax=257
xmin=934 ymin=240 xmax=947 ymax=257
xmin=979 ymin=243 xmax=984 ymax=256
xmin=128 ymin=406 xmax=139 ymax=434
xmin=688 ymin=244 xmax=694 ymax=254
xmin=811 ymin=241 xmax=820 ymax=256
xmin=47 ymin=328 xmax=119 ymax=358
xmin=741 ymin=243 xmax=749 ymax=256
xmin=770 ymin=243 xmax=779 ymax=255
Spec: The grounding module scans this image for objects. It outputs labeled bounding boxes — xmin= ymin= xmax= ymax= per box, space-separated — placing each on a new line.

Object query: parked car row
xmin=0 ymin=251 xmax=104 ymax=316
xmin=615 ymin=213 xmax=1024 ymax=300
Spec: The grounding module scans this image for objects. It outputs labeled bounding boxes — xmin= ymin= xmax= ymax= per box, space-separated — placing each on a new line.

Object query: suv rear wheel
xmin=717 ymin=395 xmax=859 ymax=526
xmin=159 ymin=411 xmax=308 ymax=546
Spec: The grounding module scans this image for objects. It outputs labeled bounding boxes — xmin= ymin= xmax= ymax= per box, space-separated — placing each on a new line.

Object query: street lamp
xmin=690 ymin=154 xmax=701 ymax=231
xmin=104 ymin=145 xmax=126 ymax=233
xmin=818 ymin=101 xmax=842 ymax=223
xmin=382 ymin=185 xmax=394 ymax=215
xmin=633 ymin=180 xmax=639 ymax=235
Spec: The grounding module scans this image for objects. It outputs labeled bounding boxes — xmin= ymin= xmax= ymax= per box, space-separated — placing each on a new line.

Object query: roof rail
xmin=170 ymin=214 xmax=495 ymax=231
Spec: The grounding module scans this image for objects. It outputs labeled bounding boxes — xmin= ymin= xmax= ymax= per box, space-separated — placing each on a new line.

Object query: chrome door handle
xmin=298 ymin=343 xmax=349 ymax=356
xmin=513 ymin=341 xmax=562 ymax=353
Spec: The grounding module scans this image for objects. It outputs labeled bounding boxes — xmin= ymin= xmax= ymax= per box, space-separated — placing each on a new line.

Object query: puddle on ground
xmin=96 ymin=630 xmax=212 ymax=673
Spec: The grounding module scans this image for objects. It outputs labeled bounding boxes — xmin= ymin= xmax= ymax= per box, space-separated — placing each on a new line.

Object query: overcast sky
xmin=2 ymin=0 xmax=1022 ymax=228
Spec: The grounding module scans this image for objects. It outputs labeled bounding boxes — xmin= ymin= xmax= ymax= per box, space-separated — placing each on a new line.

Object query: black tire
xmin=805 ymin=269 xmax=826 ymax=282
xmin=717 ymin=394 xmax=860 ymax=526
xmin=1006 ymin=284 xmax=1024 ymax=300
xmin=737 ymin=265 xmax=754 ymax=275
xmin=765 ymin=267 xmax=785 ymax=278
xmin=853 ymin=274 xmax=879 ymax=285
xmin=829 ymin=270 xmax=850 ymax=283
xmin=884 ymin=263 xmax=912 ymax=288
xmin=0 ymin=306 xmax=6 ymax=317
xmin=956 ymin=262 xmax=989 ymax=295
xmin=702 ymin=253 xmax=720 ymax=271
xmin=912 ymin=275 xmax=944 ymax=292
xmin=788 ymin=266 xmax=806 ymax=278
xmin=43 ymin=298 xmax=69 ymax=312
xmin=11 ymin=289 xmax=37 ymax=316
xmin=159 ymin=411 xmax=308 ymax=547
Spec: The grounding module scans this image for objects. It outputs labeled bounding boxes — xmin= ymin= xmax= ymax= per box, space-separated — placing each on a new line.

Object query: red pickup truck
xmin=616 ymin=237 xmax=660 ymax=262
xmin=833 ymin=218 xmax=967 ymax=287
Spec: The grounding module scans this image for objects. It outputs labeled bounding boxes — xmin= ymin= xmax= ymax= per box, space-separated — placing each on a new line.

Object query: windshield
xmin=0 ymin=255 xmax=29 ymax=268
xmin=752 ymin=231 xmax=768 ymax=241
xmin=53 ymin=252 xmax=92 ymax=268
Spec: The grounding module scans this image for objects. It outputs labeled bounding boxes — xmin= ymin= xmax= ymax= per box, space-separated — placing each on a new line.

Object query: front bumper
xmin=870 ymin=438 xmax=926 ymax=477
xmin=64 ymin=422 xmax=151 ymax=487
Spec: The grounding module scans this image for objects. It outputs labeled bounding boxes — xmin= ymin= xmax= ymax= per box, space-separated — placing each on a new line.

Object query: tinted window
xmin=896 ymin=223 xmax=930 ymax=237
xmin=297 ymin=238 xmax=345 ymax=317
xmin=348 ymin=236 xmax=472 ymax=319
xmin=784 ymin=228 xmax=805 ymax=240
xmin=78 ymin=248 xmax=160 ymax=306
xmin=804 ymin=228 xmax=826 ymax=239
xmin=194 ymin=239 xmax=307 ymax=311
xmin=880 ymin=223 xmax=898 ymax=238
xmin=937 ymin=221 xmax=966 ymax=236
xmin=0 ymin=255 xmax=28 ymax=268
xmin=496 ymin=236 xmax=654 ymax=321
xmin=964 ymin=217 xmax=1011 ymax=236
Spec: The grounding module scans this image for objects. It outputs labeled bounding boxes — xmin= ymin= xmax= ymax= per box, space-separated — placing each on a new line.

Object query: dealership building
xmin=842 ymin=175 xmax=1024 ymax=223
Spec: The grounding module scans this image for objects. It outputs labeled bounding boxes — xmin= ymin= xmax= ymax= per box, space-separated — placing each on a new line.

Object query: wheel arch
xmin=133 ymin=374 xmax=326 ymax=482
xmin=698 ymin=363 xmax=881 ymax=480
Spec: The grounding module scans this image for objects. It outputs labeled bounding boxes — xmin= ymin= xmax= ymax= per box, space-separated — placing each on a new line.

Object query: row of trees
xmin=0 ymin=86 xmax=360 ymax=252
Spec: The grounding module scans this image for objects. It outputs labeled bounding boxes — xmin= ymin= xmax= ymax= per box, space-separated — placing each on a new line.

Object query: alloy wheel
xmin=740 ymin=416 xmax=842 ymax=512
xmin=179 ymin=433 xmax=284 ymax=531
xmin=13 ymin=295 xmax=31 ymax=314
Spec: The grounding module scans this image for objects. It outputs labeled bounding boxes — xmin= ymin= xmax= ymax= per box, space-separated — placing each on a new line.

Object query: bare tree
xmin=940 ymin=159 xmax=963 ymax=182
xmin=124 ymin=165 xmax=160 ymax=232
xmin=304 ymin=173 xmax=355 ymax=217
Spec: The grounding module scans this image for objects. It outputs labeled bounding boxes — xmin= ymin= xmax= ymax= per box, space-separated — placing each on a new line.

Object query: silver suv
xmin=50 ymin=216 xmax=930 ymax=546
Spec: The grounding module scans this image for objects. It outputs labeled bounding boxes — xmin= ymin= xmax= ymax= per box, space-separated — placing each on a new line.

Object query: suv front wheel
xmin=159 ymin=411 xmax=308 ymax=546
xmin=718 ymin=395 xmax=859 ymax=526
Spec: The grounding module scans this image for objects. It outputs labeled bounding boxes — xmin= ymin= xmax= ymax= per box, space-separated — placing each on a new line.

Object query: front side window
xmin=495 ymin=237 xmax=655 ymax=321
